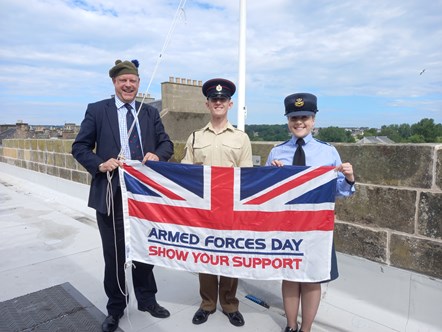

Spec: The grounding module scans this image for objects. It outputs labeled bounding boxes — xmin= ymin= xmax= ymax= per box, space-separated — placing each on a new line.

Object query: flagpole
xmin=237 ymin=0 xmax=247 ymax=131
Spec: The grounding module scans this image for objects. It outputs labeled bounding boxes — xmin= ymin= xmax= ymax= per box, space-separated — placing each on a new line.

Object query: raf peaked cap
xmin=284 ymin=92 xmax=319 ymax=117
xmin=202 ymin=78 xmax=236 ymax=98
xmin=109 ymin=59 xmax=139 ymax=78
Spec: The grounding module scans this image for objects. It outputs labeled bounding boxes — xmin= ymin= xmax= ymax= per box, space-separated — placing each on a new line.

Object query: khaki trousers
xmin=198 ymin=273 xmax=239 ymax=313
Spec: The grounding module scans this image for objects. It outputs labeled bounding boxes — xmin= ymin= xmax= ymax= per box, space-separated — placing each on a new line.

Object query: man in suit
xmin=72 ymin=59 xmax=174 ymax=332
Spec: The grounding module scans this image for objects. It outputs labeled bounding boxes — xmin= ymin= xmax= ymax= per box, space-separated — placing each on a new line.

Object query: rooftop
xmin=356 ymin=136 xmax=395 ymax=144
xmin=1 ymin=162 xmax=441 ymax=332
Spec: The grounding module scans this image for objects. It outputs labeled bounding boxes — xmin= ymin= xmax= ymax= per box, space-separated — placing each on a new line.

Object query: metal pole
xmin=237 ymin=0 xmax=247 ymax=131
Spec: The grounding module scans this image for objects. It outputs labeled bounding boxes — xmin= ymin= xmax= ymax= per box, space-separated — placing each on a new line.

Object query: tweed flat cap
xmin=109 ymin=59 xmax=139 ymax=78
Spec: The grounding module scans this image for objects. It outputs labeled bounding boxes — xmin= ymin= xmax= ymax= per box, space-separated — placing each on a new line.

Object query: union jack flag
xmin=120 ymin=160 xmax=337 ymax=282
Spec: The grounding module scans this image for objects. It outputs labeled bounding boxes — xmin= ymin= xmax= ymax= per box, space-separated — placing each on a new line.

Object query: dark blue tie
xmin=125 ymin=104 xmax=143 ymax=161
xmin=293 ymin=138 xmax=306 ymax=166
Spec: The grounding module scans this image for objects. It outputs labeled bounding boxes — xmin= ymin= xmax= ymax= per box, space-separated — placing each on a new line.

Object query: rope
xmin=137 ymin=0 xmax=187 ymax=108
xmin=106 ymin=170 xmax=129 ymax=296
xmin=123 ymin=0 xmax=188 ymax=158
xmin=106 ymin=169 xmax=134 ymax=327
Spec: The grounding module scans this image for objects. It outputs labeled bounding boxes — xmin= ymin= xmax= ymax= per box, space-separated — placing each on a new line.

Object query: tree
xmin=378 ymin=124 xmax=412 ymax=142
xmin=315 ymin=127 xmax=355 ymax=143
xmin=411 ymin=118 xmax=442 ymax=143
xmin=408 ymin=134 xmax=425 ymax=143
xmin=379 ymin=125 xmax=401 ymax=142
xmin=398 ymin=123 xmax=412 ymax=141
xmin=245 ymin=124 xmax=289 ymax=141
xmin=244 ymin=118 xmax=441 ymax=143
xmin=363 ymin=128 xmax=379 ymax=137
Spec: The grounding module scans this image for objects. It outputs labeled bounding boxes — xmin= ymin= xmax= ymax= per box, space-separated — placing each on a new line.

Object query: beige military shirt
xmin=181 ymin=122 xmax=253 ymax=167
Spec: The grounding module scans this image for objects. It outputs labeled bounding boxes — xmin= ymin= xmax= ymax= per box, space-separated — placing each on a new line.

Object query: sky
xmin=0 ymin=0 xmax=441 ymax=128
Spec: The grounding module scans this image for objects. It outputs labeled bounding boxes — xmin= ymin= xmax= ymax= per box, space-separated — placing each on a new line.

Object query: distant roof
xmin=148 ymin=100 xmax=162 ymax=112
xmin=356 ymin=136 xmax=395 ymax=144
xmin=0 ymin=128 xmax=16 ymax=143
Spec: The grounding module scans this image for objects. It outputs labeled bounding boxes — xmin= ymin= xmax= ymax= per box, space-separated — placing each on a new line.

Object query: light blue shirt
xmin=115 ymin=97 xmax=144 ymax=160
xmin=265 ymin=133 xmax=355 ymax=197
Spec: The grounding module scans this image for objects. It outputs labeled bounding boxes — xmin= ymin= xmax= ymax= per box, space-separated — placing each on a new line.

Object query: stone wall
xmin=1 ymin=139 xmax=441 ymax=279
xmin=162 ymin=77 xmax=205 ymax=114
xmin=0 ymin=139 xmax=91 ymax=185
xmin=160 ymin=77 xmax=210 ymax=142
xmin=333 ymin=143 xmax=442 ymax=279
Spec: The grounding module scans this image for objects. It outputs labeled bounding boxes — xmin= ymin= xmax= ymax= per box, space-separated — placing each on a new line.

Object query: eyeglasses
xmin=208 ymin=97 xmax=230 ymax=103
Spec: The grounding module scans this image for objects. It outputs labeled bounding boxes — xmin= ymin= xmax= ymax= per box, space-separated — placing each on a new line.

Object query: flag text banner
xmin=119 ymin=161 xmax=337 ymax=282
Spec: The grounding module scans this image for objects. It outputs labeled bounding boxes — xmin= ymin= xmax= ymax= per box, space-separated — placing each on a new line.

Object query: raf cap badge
xmin=216 ymin=84 xmax=222 ymax=92
xmin=295 ymin=98 xmax=304 ymax=108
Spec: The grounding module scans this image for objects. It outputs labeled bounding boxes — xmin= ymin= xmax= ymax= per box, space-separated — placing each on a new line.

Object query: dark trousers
xmin=199 ymin=273 xmax=239 ymax=313
xmin=96 ymin=189 xmax=158 ymax=316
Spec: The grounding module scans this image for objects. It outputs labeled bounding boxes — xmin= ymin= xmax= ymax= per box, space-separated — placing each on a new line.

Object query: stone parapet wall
xmin=0 ymin=139 xmax=91 ymax=185
xmin=1 ymin=139 xmax=441 ymax=280
xmin=334 ymin=143 xmax=442 ymax=279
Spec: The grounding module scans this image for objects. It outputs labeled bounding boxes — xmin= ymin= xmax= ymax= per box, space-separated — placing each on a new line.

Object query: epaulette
xmin=233 ymin=126 xmax=246 ymax=132
xmin=313 ymin=137 xmax=332 ymax=146
xmin=275 ymin=139 xmax=291 ymax=147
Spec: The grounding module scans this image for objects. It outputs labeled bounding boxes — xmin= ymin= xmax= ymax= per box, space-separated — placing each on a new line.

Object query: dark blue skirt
xmin=321 ymin=242 xmax=339 ymax=283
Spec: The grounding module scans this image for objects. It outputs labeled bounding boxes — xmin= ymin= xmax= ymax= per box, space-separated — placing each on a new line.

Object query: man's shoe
xmin=138 ymin=303 xmax=170 ymax=318
xmin=102 ymin=314 xmax=122 ymax=332
xmin=223 ymin=310 xmax=245 ymax=327
xmin=192 ymin=308 xmax=216 ymax=325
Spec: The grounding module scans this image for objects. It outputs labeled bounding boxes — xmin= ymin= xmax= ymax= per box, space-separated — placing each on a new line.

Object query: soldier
xmin=181 ymin=78 xmax=253 ymax=327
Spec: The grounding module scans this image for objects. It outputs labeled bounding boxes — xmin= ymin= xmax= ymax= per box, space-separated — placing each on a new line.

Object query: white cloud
xmin=0 ymin=0 xmax=441 ymax=127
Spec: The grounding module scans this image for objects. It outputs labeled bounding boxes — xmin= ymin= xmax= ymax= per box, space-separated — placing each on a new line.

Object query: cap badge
xmin=295 ymin=98 xmax=304 ymax=108
xmin=216 ymin=84 xmax=222 ymax=92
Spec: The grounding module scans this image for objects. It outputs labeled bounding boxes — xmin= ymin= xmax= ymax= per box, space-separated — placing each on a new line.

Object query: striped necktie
xmin=125 ymin=104 xmax=143 ymax=161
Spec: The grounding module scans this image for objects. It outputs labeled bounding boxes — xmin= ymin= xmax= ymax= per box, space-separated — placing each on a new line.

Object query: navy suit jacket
xmin=72 ymin=98 xmax=174 ymax=214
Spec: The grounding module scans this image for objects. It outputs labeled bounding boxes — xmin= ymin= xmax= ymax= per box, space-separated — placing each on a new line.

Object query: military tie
xmin=125 ymin=104 xmax=143 ymax=161
xmin=293 ymin=138 xmax=306 ymax=166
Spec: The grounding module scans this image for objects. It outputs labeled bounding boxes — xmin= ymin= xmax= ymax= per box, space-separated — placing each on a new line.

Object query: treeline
xmin=245 ymin=124 xmax=289 ymax=141
xmin=245 ymin=118 xmax=442 ymax=143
